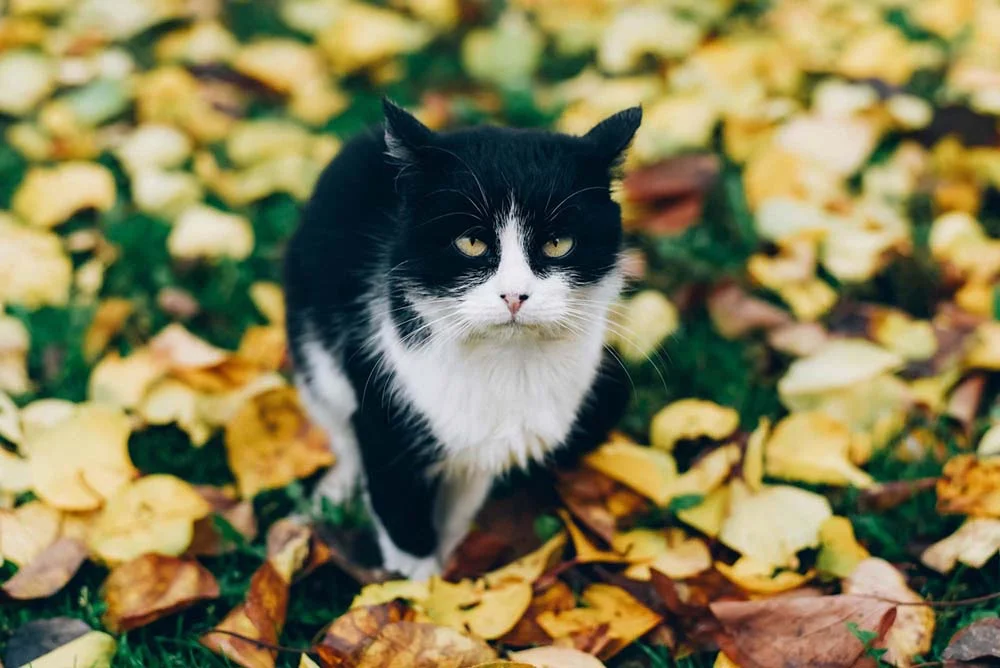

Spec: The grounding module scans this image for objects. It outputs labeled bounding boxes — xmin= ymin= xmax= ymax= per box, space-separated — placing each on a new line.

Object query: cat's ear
xmin=383 ymin=98 xmax=434 ymax=164
xmin=582 ymin=106 xmax=642 ymax=169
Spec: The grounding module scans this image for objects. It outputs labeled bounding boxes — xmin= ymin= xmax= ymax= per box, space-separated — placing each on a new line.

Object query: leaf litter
xmin=3 ymin=0 xmax=1000 ymax=666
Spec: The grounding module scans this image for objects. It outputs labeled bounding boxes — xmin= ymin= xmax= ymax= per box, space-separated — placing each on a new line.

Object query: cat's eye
xmin=542 ymin=236 xmax=575 ymax=258
xmin=455 ymin=235 xmax=488 ymax=257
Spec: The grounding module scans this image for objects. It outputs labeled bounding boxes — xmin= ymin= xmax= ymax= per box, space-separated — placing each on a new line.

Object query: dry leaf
xmin=556 ymin=468 xmax=646 ymax=544
xmin=719 ymin=481 xmax=832 ymax=570
xmin=187 ymin=486 xmax=258 ymax=556
xmin=424 ymin=577 xmax=533 ymax=640
xmin=83 ymin=298 xmax=133 ymax=362
xmin=318 ymin=4 xmax=433 ymax=75
xmin=583 ymin=439 xmax=677 ymax=505
xmin=843 ymin=558 xmax=934 ymax=667
xmin=353 ymin=621 xmax=497 ymax=668
xmin=921 ymin=518 xmax=1000 ymax=572
xmin=676 ymin=485 xmax=730 ymax=538
xmin=508 ymin=646 xmax=606 ymax=667
xmin=0 ymin=50 xmax=56 ymax=116
xmin=500 ymin=581 xmax=576 ymax=646
xmin=715 ymin=557 xmax=813 ymax=595
xmin=765 ymin=412 xmax=875 ymax=488
xmin=650 ymin=399 xmax=739 ymax=452
xmin=0 ymin=216 xmax=73 ymax=310
xmin=315 ymin=600 xmax=416 ymax=666
xmin=938 ymin=455 xmax=1000 ymax=517
xmin=225 ymin=387 xmax=334 ymax=498
xmin=12 ymin=161 xmax=116 ymax=229
xmin=88 ymin=349 xmax=170 ymax=411
xmin=102 ymin=554 xmax=220 ymax=632
xmin=0 ymin=538 xmax=86 ymax=601
xmin=606 ymin=290 xmax=679 ymax=363
xmin=88 ymin=474 xmax=212 ymax=564
xmin=707 ymin=282 xmax=792 ymax=339
xmin=23 ymin=402 xmax=137 ymax=511
xmin=612 ymin=528 xmax=711 ymax=580
xmin=711 ymin=594 xmax=896 ymax=668
xmin=250 ymin=282 xmax=286 ymax=325
xmin=3 ymin=619 xmax=116 ymax=668
xmin=942 ymin=618 xmax=1000 ymax=663
xmin=560 ymin=509 xmax=625 ymax=564
xmin=168 ymin=204 xmax=255 ymax=261
xmin=663 ymin=443 xmax=741 ymax=502
xmin=778 ymin=339 xmax=904 ymax=403
xmin=352 ymin=579 xmax=433 ymax=610
xmin=816 ymin=516 xmax=870 ymax=578
xmin=536 ymin=584 xmax=663 ymax=661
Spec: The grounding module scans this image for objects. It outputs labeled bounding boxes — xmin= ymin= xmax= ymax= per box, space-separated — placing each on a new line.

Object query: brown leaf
xmin=708 ymin=282 xmax=793 ymax=339
xmin=859 ymin=478 xmax=939 ymax=512
xmin=556 ymin=468 xmax=647 ymax=545
xmin=201 ymin=561 xmax=289 ymax=668
xmin=102 ymin=554 xmax=220 ymax=633
xmin=631 ymin=195 xmax=706 ymax=235
xmin=443 ymin=530 xmax=511 ymax=581
xmin=354 ymin=621 xmax=497 ymax=667
xmin=942 ymin=618 xmax=1000 ymax=663
xmin=187 ymin=486 xmax=258 ymax=556
xmin=947 ymin=374 xmax=986 ymax=433
xmin=500 ymin=580 xmax=576 ymax=647
xmin=314 ymin=600 xmax=416 ymax=666
xmin=0 ymin=538 xmax=86 ymax=601
xmin=710 ymin=595 xmax=897 ymax=668
xmin=623 ymin=155 xmax=721 ymax=203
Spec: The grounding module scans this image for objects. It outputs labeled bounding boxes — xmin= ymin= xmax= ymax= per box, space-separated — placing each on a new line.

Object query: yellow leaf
xmin=583 ymin=439 xmax=677 ymax=505
xmin=83 ymin=298 xmax=134 ymax=362
xmin=977 ymin=424 xmax=1000 ymax=457
xmin=12 ymin=161 xmax=116 ymax=229
xmin=0 ymin=389 xmax=22 ymax=444
xmin=778 ymin=339 xmax=904 ymax=402
xmin=663 ymin=443 xmax=741 ymax=503
xmin=250 ymin=281 xmax=287 ymax=325
xmin=719 ymin=481 xmax=832 ymax=570
xmin=112 ymin=123 xmax=192 ymax=174
xmin=844 ymin=558 xmax=935 ymax=667
xmin=22 ymin=629 xmax=117 ymax=668
xmin=88 ymin=474 xmax=212 ymax=564
xmin=167 ymin=204 xmax=254 ymax=261
xmin=560 ymin=510 xmax=626 ymax=564
xmin=139 ymin=378 xmax=212 ymax=447
xmin=424 ymin=576 xmax=533 ymax=640
xmin=352 ymin=579 xmax=432 ymax=609
xmin=650 ymin=399 xmax=739 ymax=452
xmin=318 ymin=4 xmax=432 ymax=75
xmin=765 ymin=412 xmax=874 ymax=488
xmin=0 ymin=500 xmax=61 ymax=566
xmin=676 ymin=484 xmax=729 ymax=538
xmin=937 ymin=455 xmax=1000 ymax=517
xmin=509 ymin=646 xmax=606 ymax=667
xmin=88 ymin=349 xmax=169 ymax=411
xmin=462 ymin=10 xmax=543 ymax=87
xmin=716 ymin=557 xmax=813 ymax=595
xmin=26 ymin=403 xmax=137 ymax=511
xmin=0 ymin=214 xmax=73 ymax=309
xmin=743 ymin=418 xmax=768 ymax=492
xmin=483 ymin=532 xmax=567 ymax=587
xmin=922 ymin=518 xmax=1000 ymax=572
xmin=225 ymin=387 xmax=334 ymax=498
xmin=0 ymin=447 xmax=31 ymax=495
xmin=964 ymin=321 xmax=1000 ymax=370
xmin=612 ymin=528 xmax=711 ymax=580
xmin=871 ymin=311 xmax=937 ymax=361
xmin=816 ymin=516 xmax=870 ymax=578
xmin=0 ymin=314 xmax=30 ymax=395
xmin=606 ymin=290 xmax=679 ymax=363
xmin=0 ymin=49 xmax=56 ymax=116
xmin=233 ymin=38 xmax=327 ymax=93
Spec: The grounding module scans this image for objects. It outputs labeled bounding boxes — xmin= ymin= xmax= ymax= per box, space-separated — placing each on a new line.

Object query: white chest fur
xmin=376 ymin=319 xmax=606 ymax=477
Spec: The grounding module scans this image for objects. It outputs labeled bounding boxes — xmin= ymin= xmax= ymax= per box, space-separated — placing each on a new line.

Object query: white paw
xmin=382 ymin=548 xmax=441 ymax=580
xmin=312 ymin=461 xmax=361 ymax=507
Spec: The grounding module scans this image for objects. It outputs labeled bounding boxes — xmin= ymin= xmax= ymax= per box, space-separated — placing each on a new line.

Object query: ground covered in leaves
xmin=3 ymin=0 xmax=1000 ymax=666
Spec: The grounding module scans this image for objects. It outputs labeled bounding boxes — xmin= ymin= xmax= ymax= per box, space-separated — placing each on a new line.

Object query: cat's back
xmin=284 ymin=127 xmax=397 ymax=335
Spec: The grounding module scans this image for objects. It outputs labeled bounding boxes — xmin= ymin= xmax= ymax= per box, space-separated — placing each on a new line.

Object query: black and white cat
xmin=284 ymin=100 xmax=639 ymax=578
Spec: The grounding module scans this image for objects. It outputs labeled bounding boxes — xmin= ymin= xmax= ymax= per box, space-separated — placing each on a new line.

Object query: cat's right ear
xmin=383 ymin=98 xmax=434 ymax=164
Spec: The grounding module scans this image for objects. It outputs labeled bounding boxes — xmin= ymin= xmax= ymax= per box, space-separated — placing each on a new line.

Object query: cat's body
xmin=284 ymin=101 xmax=639 ymax=577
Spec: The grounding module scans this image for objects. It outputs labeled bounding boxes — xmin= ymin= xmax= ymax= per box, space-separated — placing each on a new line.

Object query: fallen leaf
xmin=23 ymin=402 xmax=137 ymax=511
xmin=187 ymin=486 xmax=258 ymax=556
xmin=250 ymin=282 xmax=286 ymax=325
xmin=0 ymin=538 xmax=86 ymax=601
xmin=201 ymin=561 xmax=289 ymax=668
xmin=765 ymin=412 xmax=875 ymax=488
xmin=87 ymin=474 xmax=212 ymax=564
xmin=938 ymin=455 xmax=1000 ymax=517
xmin=12 ymin=161 xmax=115 ymax=229
xmin=946 ymin=374 xmax=986 ymax=433
xmin=583 ymin=439 xmax=677 ymax=505
xmin=921 ymin=518 xmax=1000 ymax=572
xmin=265 ymin=518 xmax=312 ymax=582
xmin=612 ymin=528 xmax=711 ymax=580
xmin=508 ymin=646 xmax=606 ymax=667
xmin=536 ymin=584 xmax=663 ymax=660
xmin=778 ymin=339 xmax=904 ymax=403
xmin=743 ymin=418 xmax=768 ymax=492
xmin=0 ymin=215 xmax=73 ymax=309
xmin=711 ymin=595 xmax=896 ymax=668
xmin=606 ymin=290 xmax=679 ymax=363
xmin=88 ymin=349 xmax=170 ymax=411
xmin=715 ymin=557 xmax=813 ymax=595
xmin=352 ymin=579 xmax=433 ymax=609
xmin=424 ymin=576 xmax=534 ymax=640
xmin=719 ymin=481 xmax=832 ymax=570
xmin=0 ymin=50 xmax=56 ymax=116
xmin=676 ymin=485 xmax=730 ymax=538
xmin=314 ymin=600 xmax=416 ymax=666
xmin=82 ymin=298 xmax=133 ymax=362
xmin=559 ymin=510 xmax=624 ymax=564
xmin=354 ymin=621 xmax=497 ymax=667
xmin=843 ymin=558 xmax=934 ymax=667
xmin=102 ymin=554 xmax=220 ymax=632
xmin=817 ymin=517 xmax=870 ymax=579
xmin=858 ymin=478 xmax=940 ymax=513
xmin=0 ymin=500 xmax=62 ymax=566
xmin=650 ymin=399 xmax=739 ymax=452
xmin=942 ymin=618 xmax=1000 ymax=663
xmin=2 ymin=618 xmax=116 ymax=668
xmin=168 ymin=204 xmax=255 ymax=261
xmin=225 ymin=386 xmax=334 ymax=498
xmin=707 ymin=282 xmax=792 ymax=339
xmin=556 ymin=467 xmax=647 ymax=544
xmin=500 ymin=580 xmax=576 ymax=646
xmin=664 ymin=443 xmax=741 ymax=502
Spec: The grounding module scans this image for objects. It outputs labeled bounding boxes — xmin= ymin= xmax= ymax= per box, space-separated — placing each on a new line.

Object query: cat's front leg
xmin=434 ymin=470 xmax=494 ymax=565
xmin=365 ymin=460 xmax=441 ymax=578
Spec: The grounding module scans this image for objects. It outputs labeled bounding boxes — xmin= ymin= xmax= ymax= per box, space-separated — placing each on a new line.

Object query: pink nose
xmin=500 ymin=293 xmax=529 ymax=316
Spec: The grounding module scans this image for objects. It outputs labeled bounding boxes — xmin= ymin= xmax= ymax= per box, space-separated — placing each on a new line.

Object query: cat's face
xmin=383 ymin=100 xmax=641 ymax=345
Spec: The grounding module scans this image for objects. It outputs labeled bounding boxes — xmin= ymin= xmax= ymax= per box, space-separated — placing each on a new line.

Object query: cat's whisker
xmin=423 ymin=146 xmax=490 ymax=215
xmin=546 ymin=186 xmax=607 ymax=221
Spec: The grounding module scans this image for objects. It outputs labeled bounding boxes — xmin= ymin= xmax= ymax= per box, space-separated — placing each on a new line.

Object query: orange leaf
xmin=353 ymin=621 xmax=497 ymax=668
xmin=102 ymin=554 xmax=220 ymax=632
xmin=314 ymin=600 xmax=416 ymax=666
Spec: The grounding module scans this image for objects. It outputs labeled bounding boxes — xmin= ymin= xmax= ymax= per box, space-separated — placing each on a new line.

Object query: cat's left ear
xmin=383 ymin=97 xmax=434 ymax=164
xmin=582 ymin=106 xmax=643 ymax=169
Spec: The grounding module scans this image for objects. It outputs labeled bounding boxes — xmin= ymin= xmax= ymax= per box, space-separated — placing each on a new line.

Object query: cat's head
xmin=382 ymin=99 xmax=641 ymax=345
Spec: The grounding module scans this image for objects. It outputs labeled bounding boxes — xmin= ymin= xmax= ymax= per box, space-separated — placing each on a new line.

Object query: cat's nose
xmin=500 ymin=293 xmax=529 ymax=315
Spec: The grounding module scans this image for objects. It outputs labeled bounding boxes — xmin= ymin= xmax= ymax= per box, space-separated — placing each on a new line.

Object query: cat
xmin=284 ymin=99 xmax=640 ymax=578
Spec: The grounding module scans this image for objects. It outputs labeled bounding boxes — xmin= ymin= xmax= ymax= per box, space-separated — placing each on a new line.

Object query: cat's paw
xmin=382 ymin=549 xmax=441 ymax=580
xmin=311 ymin=460 xmax=361 ymax=507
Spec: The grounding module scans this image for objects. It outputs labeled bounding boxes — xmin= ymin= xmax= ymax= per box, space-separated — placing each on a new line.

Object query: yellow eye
xmin=542 ymin=236 xmax=575 ymax=258
xmin=455 ymin=235 xmax=487 ymax=257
